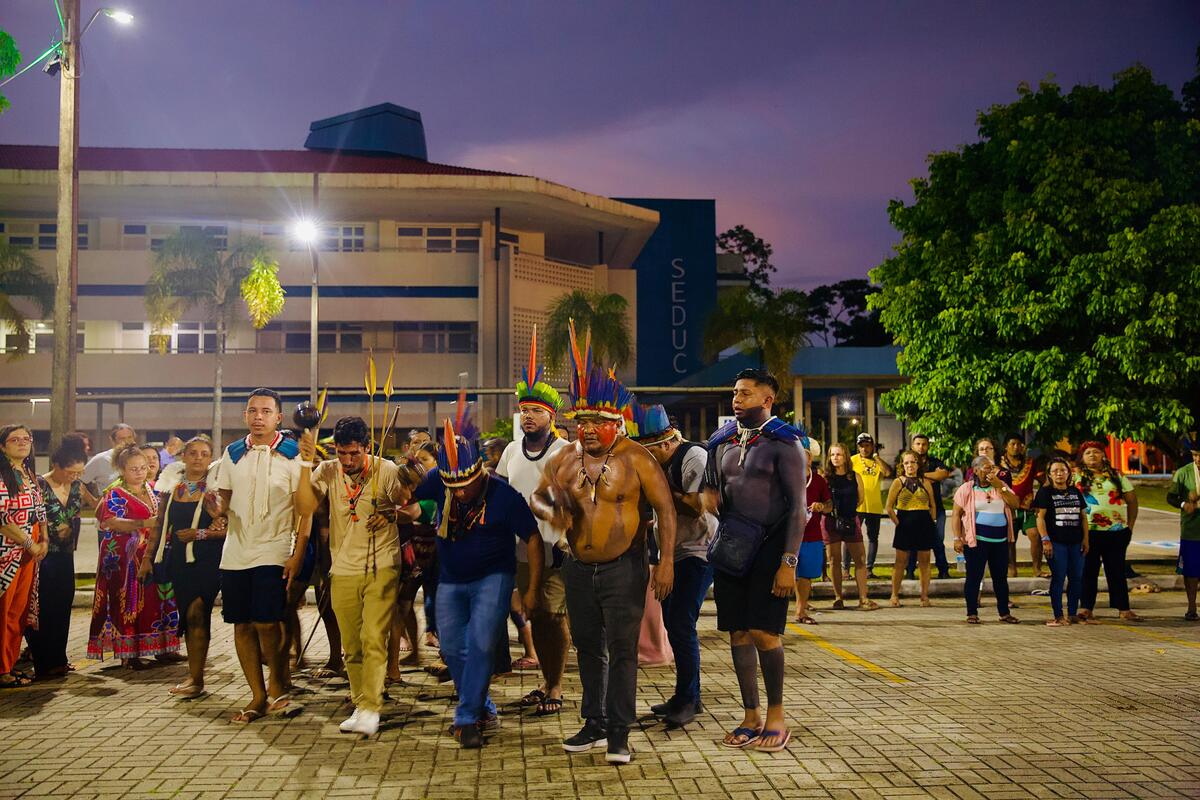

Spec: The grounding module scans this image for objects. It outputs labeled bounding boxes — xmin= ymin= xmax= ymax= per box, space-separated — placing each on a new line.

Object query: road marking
xmin=786 ymin=623 xmax=910 ymax=684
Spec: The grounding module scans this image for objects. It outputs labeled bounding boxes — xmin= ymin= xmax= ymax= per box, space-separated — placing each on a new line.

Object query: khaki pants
xmin=330 ymin=567 xmax=398 ymax=713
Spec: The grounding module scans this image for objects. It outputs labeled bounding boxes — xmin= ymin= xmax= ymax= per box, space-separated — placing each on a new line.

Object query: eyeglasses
xmin=5 ymin=436 xmax=33 ymax=445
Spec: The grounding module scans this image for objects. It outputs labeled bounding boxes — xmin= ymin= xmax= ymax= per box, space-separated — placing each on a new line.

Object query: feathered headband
xmin=628 ymin=403 xmax=676 ymax=445
xmin=564 ymin=318 xmax=634 ymax=423
xmin=515 ymin=324 xmax=562 ymax=413
xmin=437 ymin=390 xmax=484 ymax=487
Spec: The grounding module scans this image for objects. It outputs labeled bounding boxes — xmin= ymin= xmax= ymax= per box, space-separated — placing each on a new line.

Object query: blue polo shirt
xmin=414 ymin=471 xmax=538 ymax=584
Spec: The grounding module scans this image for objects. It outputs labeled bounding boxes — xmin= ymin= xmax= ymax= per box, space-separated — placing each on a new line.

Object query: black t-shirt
xmin=1032 ymin=485 xmax=1087 ymax=545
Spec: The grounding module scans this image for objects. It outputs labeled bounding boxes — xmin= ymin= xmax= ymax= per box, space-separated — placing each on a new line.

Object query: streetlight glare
xmin=292 ymin=219 xmax=320 ymax=243
xmin=104 ymin=9 xmax=134 ymax=25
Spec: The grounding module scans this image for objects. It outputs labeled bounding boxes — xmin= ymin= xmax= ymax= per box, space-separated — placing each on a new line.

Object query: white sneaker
xmin=339 ymin=708 xmax=361 ymax=733
xmin=352 ymin=709 xmax=380 ymax=736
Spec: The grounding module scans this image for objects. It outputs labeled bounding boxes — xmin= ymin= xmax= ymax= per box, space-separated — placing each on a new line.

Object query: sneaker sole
xmin=605 ymin=751 xmax=631 ymax=764
xmin=562 ymin=738 xmax=607 ymax=753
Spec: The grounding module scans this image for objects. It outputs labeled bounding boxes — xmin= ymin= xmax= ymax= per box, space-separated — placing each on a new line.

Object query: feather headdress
xmin=628 ymin=403 xmax=675 ymax=445
xmin=437 ymin=389 xmax=484 ymax=487
xmin=514 ymin=324 xmax=563 ymax=413
xmin=564 ymin=318 xmax=634 ymax=423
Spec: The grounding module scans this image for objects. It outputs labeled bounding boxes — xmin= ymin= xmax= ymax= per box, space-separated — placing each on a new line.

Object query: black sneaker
xmin=605 ymin=728 xmax=631 ymax=764
xmin=562 ymin=720 xmax=608 ymax=752
xmin=478 ymin=713 xmax=500 ymax=734
xmin=459 ymin=724 xmax=483 ymax=749
xmin=937 ymin=571 xmax=951 ymax=580
xmin=650 ymin=697 xmax=678 ymax=716
xmin=663 ymin=701 xmax=697 ymax=729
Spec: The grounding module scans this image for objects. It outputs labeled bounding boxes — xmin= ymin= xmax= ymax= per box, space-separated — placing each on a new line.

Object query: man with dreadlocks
xmin=530 ymin=321 xmax=677 ymax=765
xmin=412 ymin=394 xmax=544 ymax=749
xmin=496 ymin=325 xmax=572 ymax=717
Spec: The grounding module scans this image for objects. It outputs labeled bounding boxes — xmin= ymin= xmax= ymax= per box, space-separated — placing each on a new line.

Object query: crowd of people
xmin=0 ymin=333 xmax=1197 ymax=762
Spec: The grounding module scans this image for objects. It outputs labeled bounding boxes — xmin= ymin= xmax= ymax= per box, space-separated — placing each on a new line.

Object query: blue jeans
xmin=1048 ymin=540 xmax=1085 ymax=618
xmin=436 ymin=571 xmax=514 ymax=726
xmin=964 ymin=539 xmax=1009 ymax=617
xmin=659 ymin=557 xmax=714 ymax=706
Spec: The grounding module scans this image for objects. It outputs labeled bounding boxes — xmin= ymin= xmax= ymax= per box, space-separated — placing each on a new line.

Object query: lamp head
xmin=104 ymin=9 xmax=135 ymax=25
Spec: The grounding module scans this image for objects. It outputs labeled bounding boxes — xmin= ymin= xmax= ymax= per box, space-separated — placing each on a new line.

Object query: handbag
xmin=707 ymin=511 xmax=768 ymax=577
xmin=831 ymin=510 xmax=856 ymax=536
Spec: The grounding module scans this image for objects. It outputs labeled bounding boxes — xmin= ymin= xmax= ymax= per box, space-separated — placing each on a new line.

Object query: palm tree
xmin=145 ymin=231 xmax=285 ymax=446
xmin=704 ymin=286 xmax=810 ymax=400
xmin=544 ymin=289 xmax=632 ymax=373
xmin=0 ymin=241 xmax=54 ymax=359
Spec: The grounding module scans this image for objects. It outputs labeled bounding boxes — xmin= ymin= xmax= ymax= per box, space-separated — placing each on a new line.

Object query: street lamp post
xmin=44 ymin=4 xmax=133 ymax=446
xmin=292 ymin=218 xmax=321 ymax=404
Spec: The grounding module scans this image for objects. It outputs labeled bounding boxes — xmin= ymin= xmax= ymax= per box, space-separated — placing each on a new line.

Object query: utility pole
xmin=50 ymin=0 xmax=81 ymax=446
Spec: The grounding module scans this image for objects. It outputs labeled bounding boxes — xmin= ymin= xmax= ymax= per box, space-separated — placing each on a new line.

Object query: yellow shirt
xmin=851 ymin=453 xmax=886 ymax=514
xmin=894 ymin=479 xmax=934 ymax=512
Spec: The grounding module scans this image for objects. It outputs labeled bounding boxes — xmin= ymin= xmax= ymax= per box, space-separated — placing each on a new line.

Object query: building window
xmin=180 ymin=225 xmax=228 ymax=250
xmin=316 ymin=225 xmax=365 ymax=253
xmin=397 ymin=225 xmax=483 ymax=253
xmin=257 ymin=321 xmax=364 ymax=353
xmin=123 ymin=224 xmax=147 ymax=235
xmin=35 ymin=223 xmax=89 ymax=250
xmin=8 ymin=237 xmax=32 ymax=248
xmin=393 ymin=322 xmax=477 ymax=354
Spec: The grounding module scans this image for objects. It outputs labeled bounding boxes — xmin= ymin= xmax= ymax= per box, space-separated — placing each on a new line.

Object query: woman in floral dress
xmin=88 ymin=445 xmax=180 ymax=668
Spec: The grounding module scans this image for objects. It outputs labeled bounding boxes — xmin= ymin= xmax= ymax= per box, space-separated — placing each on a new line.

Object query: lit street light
xmin=292 ymin=218 xmax=321 ymax=404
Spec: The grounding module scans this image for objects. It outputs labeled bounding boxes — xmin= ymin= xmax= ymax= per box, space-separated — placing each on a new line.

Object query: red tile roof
xmin=0 ymin=144 xmax=518 ymax=177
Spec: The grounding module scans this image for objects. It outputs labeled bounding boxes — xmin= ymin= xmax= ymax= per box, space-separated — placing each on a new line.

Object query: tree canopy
xmin=807 ymin=279 xmax=889 ymax=347
xmin=0 ymin=31 xmax=19 ymax=114
xmin=544 ymin=289 xmax=632 ymax=374
xmin=870 ymin=62 xmax=1200 ymax=461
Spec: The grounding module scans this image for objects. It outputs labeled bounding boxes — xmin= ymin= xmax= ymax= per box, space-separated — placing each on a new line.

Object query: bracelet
xmin=20 ymin=534 xmax=33 ymax=551
xmin=1041 ymin=537 xmax=1050 ymax=544
xmin=196 ymin=529 xmax=207 ymax=541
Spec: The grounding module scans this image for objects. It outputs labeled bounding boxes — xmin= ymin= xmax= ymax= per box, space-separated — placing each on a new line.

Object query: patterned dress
xmin=0 ymin=472 xmax=45 ymax=626
xmin=87 ymin=485 xmax=180 ymax=659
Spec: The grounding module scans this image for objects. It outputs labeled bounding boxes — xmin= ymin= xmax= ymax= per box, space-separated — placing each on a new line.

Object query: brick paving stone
xmin=1 ymin=594 xmax=1199 ymax=798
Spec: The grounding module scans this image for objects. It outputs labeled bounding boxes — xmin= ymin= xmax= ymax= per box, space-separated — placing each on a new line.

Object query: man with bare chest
xmin=704 ymin=368 xmax=808 ymax=753
xmin=530 ymin=324 xmax=676 ymax=765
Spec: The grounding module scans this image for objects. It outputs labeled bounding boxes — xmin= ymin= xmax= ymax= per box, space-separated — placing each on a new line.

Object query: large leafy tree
xmin=544 ymin=289 xmax=632 ymax=374
xmin=0 ymin=242 xmax=54 ymax=358
xmin=870 ymin=63 xmax=1200 ymax=462
xmin=717 ymin=225 xmax=776 ymax=293
xmin=146 ymin=232 xmax=285 ymax=446
xmin=0 ymin=31 xmax=19 ymax=114
xmin=704 ymin=285 xmax=809 ymax=401
xmin=807 ymin=279 xmax=890 ymax=347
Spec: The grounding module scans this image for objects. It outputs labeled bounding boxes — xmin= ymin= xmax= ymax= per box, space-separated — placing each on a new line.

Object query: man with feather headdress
xmin=529 ymin=320 xmax=677 ymax=765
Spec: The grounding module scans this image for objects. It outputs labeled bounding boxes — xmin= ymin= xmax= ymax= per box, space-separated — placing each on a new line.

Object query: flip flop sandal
xmin=1044 ymin=619 xmax=1069 ymax=627
xmin=999 ymin=615 xmax=1021 ymax=624
xmin=720 ymin=726 xmax=763 ymax=749
xmin=0 ymin=673 xmax=32 ymax=688
xmin=267 ymin=695 xmax=305 ymax=718
xmin=518 ymin=689 xmax=547 ymax=708
xmin=831 ymin=599 xmax=845 ymax=610
xmin=533 ymin=697 xmax=564 ymax=716
xmin=169 ymin=684 xmax=207 ymax=700
xmin=1120 ymin=612 xmax=1145 ymax=622
xmin=1185 ymin=611 xmax=1199 ymax=622
xmin=858 ymin=601 xmax=880 ymax=611
xmin=965 ymin=616 xmax=981 ymax=624
xmin=511 ymin=656 xmax=540 ymax=671
xmin=796 ymin=615 xmax=819 ymax=625
xmin=754 ymin=729 xmax=792 ymax=752
xmin=232 ymin=708 xmax=265 ymax=724
xmin=307 ymin=667 xmax=346 ymax=680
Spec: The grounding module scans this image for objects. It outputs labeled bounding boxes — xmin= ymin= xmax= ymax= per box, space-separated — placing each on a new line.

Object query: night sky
xmin=2 ymin=1 xmax=1197 ymax=287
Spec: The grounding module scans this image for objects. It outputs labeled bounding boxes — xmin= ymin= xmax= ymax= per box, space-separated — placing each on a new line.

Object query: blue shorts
xmin=1178 ymin=539 xmax=1200 ymax=578
xmin=795 ymin=540 xmax=825 ymax=580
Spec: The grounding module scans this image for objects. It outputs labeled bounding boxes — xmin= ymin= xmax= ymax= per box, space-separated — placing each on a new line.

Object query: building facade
xmin=0 ymin=105 xmax=676 ymax=445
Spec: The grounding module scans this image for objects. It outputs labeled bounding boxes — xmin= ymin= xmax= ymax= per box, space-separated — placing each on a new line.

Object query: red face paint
xmin=596 ymin=420 xmax=620 ymax=449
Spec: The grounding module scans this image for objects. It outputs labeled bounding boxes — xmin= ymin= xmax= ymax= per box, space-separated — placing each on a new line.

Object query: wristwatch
xmin=780 ymin=553 xmax=799 ymax=568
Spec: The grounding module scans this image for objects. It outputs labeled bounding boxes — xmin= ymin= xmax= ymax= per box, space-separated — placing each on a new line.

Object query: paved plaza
xmin=0 ymin=589 xmax=1197 ymax=800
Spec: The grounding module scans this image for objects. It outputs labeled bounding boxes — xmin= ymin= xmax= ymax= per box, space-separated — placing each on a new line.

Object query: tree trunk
xmin=212 ymin=315 xmax=226 ymax=448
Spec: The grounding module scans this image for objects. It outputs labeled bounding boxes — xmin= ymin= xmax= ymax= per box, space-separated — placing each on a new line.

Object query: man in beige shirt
xmin=296 ymin=416 xmax=412 ymax=736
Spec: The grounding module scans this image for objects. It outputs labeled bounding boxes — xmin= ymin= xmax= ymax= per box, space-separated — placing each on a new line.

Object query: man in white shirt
xmin=496 ymin=330 xmax=570 ymax=716
xmin=82 ymin=423 xmax=136 ymax=492
xmin=206 ymin=388 xmax=307 ymax=724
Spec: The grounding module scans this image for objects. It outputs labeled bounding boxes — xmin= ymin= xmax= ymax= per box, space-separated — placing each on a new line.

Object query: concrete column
xmin=829 ymin=395 xmax=839 ymax=448
xmin=427 ymin=398 xmax=437 ymax=436
xmin=866 ymin=386 xmax=877 ymax=442
xmin=699 ymin=405 xmax=708 ymax=439
xmin=803 ymin=401 xmax=812 ymax=432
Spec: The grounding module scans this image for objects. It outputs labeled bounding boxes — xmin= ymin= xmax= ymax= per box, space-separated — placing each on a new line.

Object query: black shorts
xmin=893 ymin=510 xmax=935 ymax=552
xmin=220 ymin=565 xmax=286 ymax=624
xmin=713 ymin=531 xmax=789 ymax=635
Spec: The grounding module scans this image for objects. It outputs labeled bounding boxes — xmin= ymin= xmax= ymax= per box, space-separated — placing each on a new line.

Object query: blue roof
xmin=304 ymin=103 xmax=428 ymax=160
xmin=671 ymin=346 xmax=900 ymax=388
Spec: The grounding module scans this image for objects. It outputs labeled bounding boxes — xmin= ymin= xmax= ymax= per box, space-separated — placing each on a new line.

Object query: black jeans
xmin=1082 ymin=529 xmax=1132 ymax=611
xmin=964 ymin=539 xmax=1009 ymax=617
xmin=25 ymin=550 xmax=75 ymax=674
xmin=562 ymin=549 xmax=648 ymax=732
